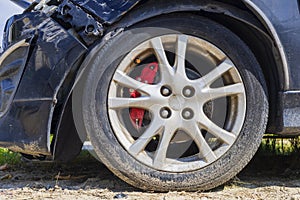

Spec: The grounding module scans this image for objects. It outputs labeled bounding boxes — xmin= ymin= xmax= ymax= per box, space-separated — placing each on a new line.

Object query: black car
xmin=0 ymin=0 xmax=300 ymax=191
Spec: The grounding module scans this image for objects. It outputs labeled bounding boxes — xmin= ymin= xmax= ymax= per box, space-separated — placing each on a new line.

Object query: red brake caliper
xmin=130 ymin=62 xmax=159 ymax=129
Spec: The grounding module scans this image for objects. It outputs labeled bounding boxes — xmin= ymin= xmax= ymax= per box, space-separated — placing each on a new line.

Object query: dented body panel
xmin=71 ymin=0 xmax=140 ymax=24
xmin=0 ymin=11 xmax=86 ymax=155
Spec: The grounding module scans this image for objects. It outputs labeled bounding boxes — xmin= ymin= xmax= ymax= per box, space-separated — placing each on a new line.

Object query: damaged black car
xmin=1 ymin=0 xmax=300 ymax=191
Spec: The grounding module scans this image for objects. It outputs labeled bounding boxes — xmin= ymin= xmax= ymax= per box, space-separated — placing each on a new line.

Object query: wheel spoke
xmin=198 ymin=112 xmax=236 ymax=144
xmin=150 ymin=37 xmax=170 ymax=67
xmin=113 ymin=70 xmax=153 ymax=94
xmin=150 ymin=37 xmax=174 ymax=83
xmin=198 ymin=59 xmax=234 ymax=86
xmin=175 ymin=35 xmax=188 ymax=77
xmin=202 ymin=83 xmax=244 ymax=101
xmin=153 ymin=123 xmax=176 ymax=168
xmin=109 ymin=96 xmax=156 ymax=110
xmin=129 ymin=117 xmax=163 ymax=156
xmin=185 ymin=122 xmax=217 ymax=163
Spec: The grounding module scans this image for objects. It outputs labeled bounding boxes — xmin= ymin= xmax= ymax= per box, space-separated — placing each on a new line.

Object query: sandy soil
xmin=0 ymin=152 xmax=300 ymax=200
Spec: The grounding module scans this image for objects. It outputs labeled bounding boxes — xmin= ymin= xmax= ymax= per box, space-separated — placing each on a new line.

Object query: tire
xmin=80 ymin=14 xmax=268 ymax=191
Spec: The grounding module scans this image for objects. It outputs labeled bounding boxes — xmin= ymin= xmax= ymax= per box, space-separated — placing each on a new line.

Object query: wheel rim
xmin=107 ymin=34 xmax=246 ymax=172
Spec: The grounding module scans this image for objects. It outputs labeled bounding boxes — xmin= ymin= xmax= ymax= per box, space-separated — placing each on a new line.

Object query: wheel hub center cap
xmin=169 ymin=95 xmax=185 ymax=111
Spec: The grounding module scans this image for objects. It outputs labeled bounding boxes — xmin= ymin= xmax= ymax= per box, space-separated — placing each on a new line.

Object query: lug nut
xmin=183 ymin=111 xmax=191 ymax=118
xmin=184 ymin=89 xmax=192 ymax=96
xmin=160 ymin=107 xmax=171 ymax=119
xmin=182 ymin=108 xmax=194 ymax=120
xmin=183 ymin=86 xmax=195 ymax=98
xmin=162 ymin=88 xmax=170 ymax=95
xmin=161 ymin=110 xmax=169 ymax=118
xmin=161 ymin=86 xmax=172 ymax=97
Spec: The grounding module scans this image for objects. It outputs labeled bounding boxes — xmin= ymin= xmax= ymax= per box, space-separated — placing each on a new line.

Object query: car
xmin=0 ymin=0 xmax=299 ymax=191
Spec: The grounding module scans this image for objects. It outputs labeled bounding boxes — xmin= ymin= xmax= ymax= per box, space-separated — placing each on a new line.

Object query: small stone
xmin=45 ymin=185 xmax=52 ymax=190
xmin=113 ymin=193 xmax=128 ymax=199
xmin=0 ymin=164 xmax=9 ymax=171
xmin=0 ymin=174 xmax=12 ymax=180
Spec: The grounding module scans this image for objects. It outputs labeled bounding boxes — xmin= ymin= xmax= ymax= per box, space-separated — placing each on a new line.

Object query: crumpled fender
xmin=0 ymin=11 xmax=87 ymax=155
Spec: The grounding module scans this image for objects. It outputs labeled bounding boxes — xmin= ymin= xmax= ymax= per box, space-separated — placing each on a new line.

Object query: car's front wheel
xmin=80 ymin=15 xmax=268 ymax=191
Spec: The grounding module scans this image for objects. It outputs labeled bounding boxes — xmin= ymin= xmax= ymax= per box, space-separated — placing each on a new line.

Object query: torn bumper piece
xmin=0 ymin=11 xmax=86 ymax=155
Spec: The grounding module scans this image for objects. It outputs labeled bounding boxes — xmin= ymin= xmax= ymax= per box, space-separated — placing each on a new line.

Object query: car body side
xmin=0 ymin=0 xmax=300 ymax=161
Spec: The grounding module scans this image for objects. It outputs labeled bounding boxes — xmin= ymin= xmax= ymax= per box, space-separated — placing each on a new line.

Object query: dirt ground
xmin=0 ymin=151 xmax=300 ymax=200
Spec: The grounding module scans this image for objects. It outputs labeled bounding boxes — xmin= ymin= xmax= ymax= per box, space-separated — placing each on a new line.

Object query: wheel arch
xmin=110 ymin=0 xmax=288 ymax=88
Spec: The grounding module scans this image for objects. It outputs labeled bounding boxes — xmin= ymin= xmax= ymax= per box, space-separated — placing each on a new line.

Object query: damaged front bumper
xmin=0 ymin=11 xmax=86 ymax=155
